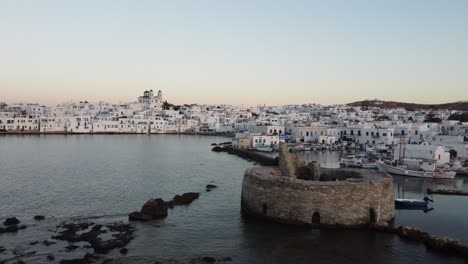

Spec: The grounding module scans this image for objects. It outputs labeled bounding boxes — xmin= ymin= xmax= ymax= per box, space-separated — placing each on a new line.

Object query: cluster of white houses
xmin=1 ymin=91 xmax=467 ymax=158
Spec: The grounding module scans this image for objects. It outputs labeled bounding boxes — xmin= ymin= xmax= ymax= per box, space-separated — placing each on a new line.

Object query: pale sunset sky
xmin=0 ymin=0 xmax=467 ymax=106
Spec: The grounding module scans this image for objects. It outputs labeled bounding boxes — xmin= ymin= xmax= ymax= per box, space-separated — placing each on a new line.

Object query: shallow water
xmin=0 ymin=135 xmax=467 ymax=263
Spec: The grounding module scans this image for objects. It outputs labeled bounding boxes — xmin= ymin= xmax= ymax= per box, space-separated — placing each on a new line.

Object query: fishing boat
xmin=340 ymin=154 xmax=378 ymax=169
xmin=340 ymin=155 xmax=363 ymax=168
xmin=377 ymin=161 xmax=456 ymax=179
xmin=254 ymin=145 xmax=274 ymax=152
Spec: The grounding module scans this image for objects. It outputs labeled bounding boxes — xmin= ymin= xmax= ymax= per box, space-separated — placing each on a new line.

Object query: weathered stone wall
xmin=241 ymin=167 xmax=395 ymax=227
xmin=278 ymin=143 xmax=302 ymax=177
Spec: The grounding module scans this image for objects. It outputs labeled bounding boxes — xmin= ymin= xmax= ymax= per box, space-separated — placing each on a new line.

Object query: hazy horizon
xmin=1 ymin=0 xmax=467 ymax=105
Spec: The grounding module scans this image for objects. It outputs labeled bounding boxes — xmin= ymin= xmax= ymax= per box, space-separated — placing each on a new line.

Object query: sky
xmin=0 ymin=0 xmax=467 ymax=106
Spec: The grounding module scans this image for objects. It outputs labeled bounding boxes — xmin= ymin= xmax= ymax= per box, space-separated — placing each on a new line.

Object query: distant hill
xmin=347 ymin=100 xmax=468 ymax=111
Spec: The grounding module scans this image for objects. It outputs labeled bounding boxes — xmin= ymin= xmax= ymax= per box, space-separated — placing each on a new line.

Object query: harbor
xmin=1 ymin=135 xmax=468 ymax=263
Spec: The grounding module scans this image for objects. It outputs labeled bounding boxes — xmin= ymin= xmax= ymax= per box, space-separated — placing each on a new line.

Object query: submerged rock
xmin=53 ymin=222 xmax=135 ymax=255
xmin=397 ymin=226 xmax=429 ymax=241
xmin=120 ymin=248 xmax=128 ymax=255
xmin=172 ymin=192 xmax=200 ymax=205
xmin=34 ymin=215 xmax=45 ymax=221
xmin=47 ymin=254 xmax=55 ymax=261
xmin=65 ymin=244 xmax=79 ymax=251
xmin=43 ymin=240 xmax=57 ymax=246
xmin=3 ymin=217 xmax=20 ymax=226
xmin=128 ymin=212 xmax=154 ymax=221
xmin=59 ymin=253 xmax=98 ymax=264
xmin=0 ymin=224 xmax=26 ymax=234
xmin=201 ymin=256 xmax=216 ymax=263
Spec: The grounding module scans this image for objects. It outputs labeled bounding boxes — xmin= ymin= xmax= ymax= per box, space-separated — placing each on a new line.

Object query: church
xmin=138 ymin=90 xmax=163 ymax=110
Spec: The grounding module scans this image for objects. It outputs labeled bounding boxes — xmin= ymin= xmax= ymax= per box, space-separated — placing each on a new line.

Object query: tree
xmin=448 ymin=113 xmax=468 ymax=122
xmin=423 ymin=112 xmax=442 ymax=123
xmin=449 ymin=149 xmax=458 ymax=159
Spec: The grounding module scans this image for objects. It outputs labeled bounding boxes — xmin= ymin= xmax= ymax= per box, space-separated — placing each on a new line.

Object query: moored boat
xmin=395 ymin=197 xmax=431 ymax=208
xmin=254 ymin=145 xmax=274 ymax=152
xmin=377 ymin=161 xmax=456 ymax=179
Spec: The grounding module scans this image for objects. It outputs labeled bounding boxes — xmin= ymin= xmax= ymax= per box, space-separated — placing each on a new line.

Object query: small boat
xmin=362 ymin=162 xmax=378 ymax=169
xmin=340 ymin=155 xmax=363 ymax=168
xmin=255 ymin=145 xmax=273 ymax=152
xmin=377 ymin=161 xmax=456 ymax=179
xmin=395 ymin=197 xmax=433 ymax=208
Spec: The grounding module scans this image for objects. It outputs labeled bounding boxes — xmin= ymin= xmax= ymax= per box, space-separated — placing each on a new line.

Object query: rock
xmin=397 ymin=226 xmax=429 ymax=241
xmin=5 ymin=225 xmax=19 ymax=233
xmin=29 ymin=241 xmax=39 ymax=245
xmin=79 ymin=224 xmax=105 ymax=243
xmin=53 ymin=222 xmax=97 ymax=242
xmin=93 ymin=239 xmax=124 ymax=254
xmin=206 ymin=184 xmax=217 ymax=192
xmin=120 ymin=248 xmax=128 ymax=255
xmin=424 ymin=236 xmax=464 ymax=255
xmin=47 ymin=254 xmax=55 ymax=261
xmin=128 ymin=211 xmax=155 ymax=221
xmin=43 ymin=240 xmax=57 ymax=246
xmin=0 ymin=247 xmax=5 ymax=254
xmin=19 ymin=225 xmax=27 ymax=230
xmin=223 ymin=257 xmax=233 ymax=261
xmin=201 ymin=256 xmax=216 ymax=263
xmin=3 ymin=217 xmax=20 ymax=226
xmin=172 ymin=192 xmax=200 ymax=205
xmin=60 ymin=253 xmax=97 ymax=264
xmin=140 ymin=198 xmax=169 ymax=218
xmin=34 ymin=215 xmax=45 ymax=221
xmin=65 ymin=244 xmax=79 ymax=251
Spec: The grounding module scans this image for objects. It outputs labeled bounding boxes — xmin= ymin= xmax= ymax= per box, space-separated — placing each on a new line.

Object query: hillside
xmin=347 ymin=100 xmax=468 ymax=111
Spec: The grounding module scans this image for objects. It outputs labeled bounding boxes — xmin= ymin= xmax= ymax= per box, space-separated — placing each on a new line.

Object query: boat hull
xmin=377 ymin=161 xmax=433 ymax=178
xmin=395 ymin=199 xmax=428 ymax=208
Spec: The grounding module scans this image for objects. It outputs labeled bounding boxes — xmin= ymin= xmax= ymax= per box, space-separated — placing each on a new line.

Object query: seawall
xmin=225 ymin=147 xmax=279 ymax=166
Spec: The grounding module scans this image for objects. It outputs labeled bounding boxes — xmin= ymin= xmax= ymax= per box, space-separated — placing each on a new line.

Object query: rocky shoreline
xmin=0 ymin=185 xmax=230 ymax=264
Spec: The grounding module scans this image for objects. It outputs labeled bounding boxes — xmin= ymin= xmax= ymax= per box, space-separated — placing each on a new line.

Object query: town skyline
xmin=2 ymin=91 xmax=468 ymax=108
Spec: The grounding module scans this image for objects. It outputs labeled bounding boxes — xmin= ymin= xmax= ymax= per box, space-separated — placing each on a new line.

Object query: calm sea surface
xmin=0 ymin=135 xmax=467 ymax=263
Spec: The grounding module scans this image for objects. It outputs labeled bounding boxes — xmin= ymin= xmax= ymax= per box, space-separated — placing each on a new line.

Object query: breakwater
xmin=427 ymin=188 xmax=468 ymax=196
xmin=212 ymin=146 xmax=279 ymax=166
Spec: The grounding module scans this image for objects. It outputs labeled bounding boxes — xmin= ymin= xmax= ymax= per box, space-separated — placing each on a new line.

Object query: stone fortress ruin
xmin=241 ymin=143 xmax=395 ymax=227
